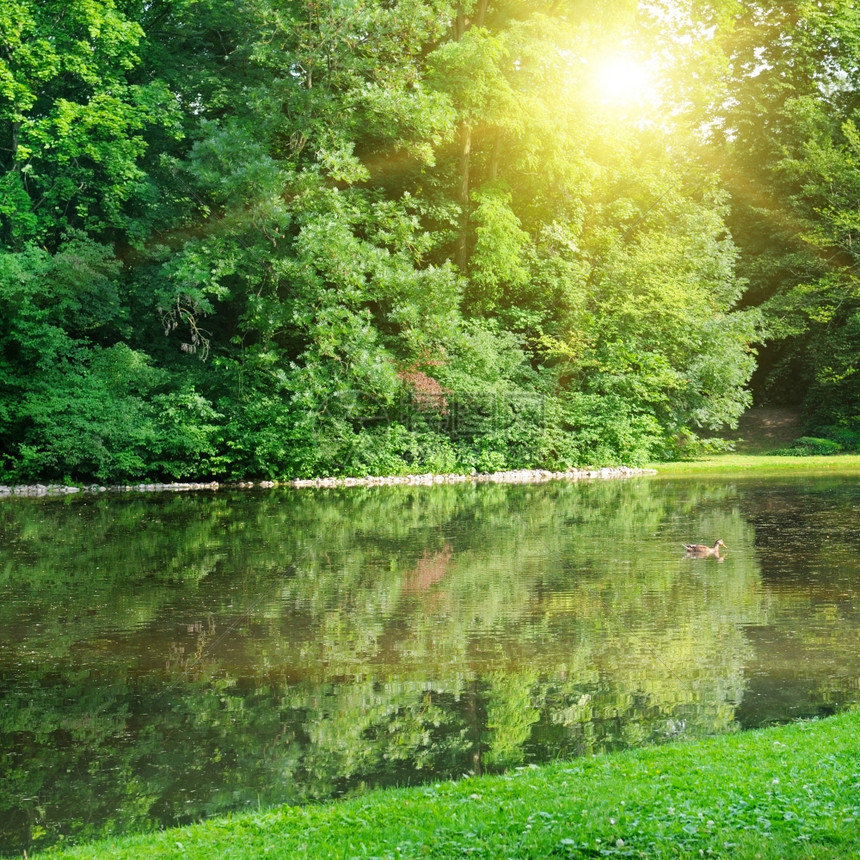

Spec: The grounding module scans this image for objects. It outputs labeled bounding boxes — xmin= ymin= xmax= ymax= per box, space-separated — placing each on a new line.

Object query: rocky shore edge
xmin=0 ymin=466 xmax=656 ymax=497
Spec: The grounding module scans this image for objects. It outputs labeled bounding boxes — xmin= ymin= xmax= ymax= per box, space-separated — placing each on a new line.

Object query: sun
xmin=590 ymin=53 xmax=660 ymax=109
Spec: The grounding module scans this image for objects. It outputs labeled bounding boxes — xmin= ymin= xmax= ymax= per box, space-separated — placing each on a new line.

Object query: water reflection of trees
xmin=1 ymin=478 xmax=858 ymax=854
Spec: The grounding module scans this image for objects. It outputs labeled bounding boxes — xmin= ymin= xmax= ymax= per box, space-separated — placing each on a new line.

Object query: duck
xmin=682 ymin=539 xmax=727 ymax=556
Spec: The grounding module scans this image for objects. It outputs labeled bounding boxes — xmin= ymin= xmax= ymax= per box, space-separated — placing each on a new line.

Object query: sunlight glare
xmin=591 ymin=53 xmax=660 ymax=109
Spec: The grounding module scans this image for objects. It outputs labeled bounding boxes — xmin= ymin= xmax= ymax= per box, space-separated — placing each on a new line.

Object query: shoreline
xmin=0 ymin=465 xmax=656 ymax=497
xmin=44 ymin=710 xmax=860 ymax=860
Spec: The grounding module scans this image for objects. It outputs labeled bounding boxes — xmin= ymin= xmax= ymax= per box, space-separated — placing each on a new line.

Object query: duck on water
xmin=682 ymin=539 xmax=727 ymax=557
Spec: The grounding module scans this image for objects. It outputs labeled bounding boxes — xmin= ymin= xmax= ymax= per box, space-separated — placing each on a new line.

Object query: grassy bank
xmin=650 ymin=405 xmax=860 ymax=475
xmin=45 ymin=710 xmax=860 ymax=860
xmin=649 ymin=452 xmax=860 ymax=476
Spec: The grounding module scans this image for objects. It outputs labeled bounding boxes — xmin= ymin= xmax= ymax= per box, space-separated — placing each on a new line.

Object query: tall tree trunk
xmin=453 ymin=0 xmax=490 ymax=273
xmin=10 ymin=121 xmax=20 ymax=170
xmin=455 ymin=120 xmax=472 ymax=271
xmin=488 ymin=128 xmax=502 ymax=182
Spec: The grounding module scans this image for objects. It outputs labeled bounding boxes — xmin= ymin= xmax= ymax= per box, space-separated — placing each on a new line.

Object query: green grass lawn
xmin=45 ymin=710 xmax=860 ymax=859
xmin=648 ymin=452 xmax=860 ymax=476
xmin=651 ymin=405 xmax=860 ymax=475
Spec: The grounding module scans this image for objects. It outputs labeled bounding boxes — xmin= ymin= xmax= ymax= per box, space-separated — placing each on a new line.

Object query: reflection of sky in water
xmin=1 ymin=474 xmax=859 ymax=854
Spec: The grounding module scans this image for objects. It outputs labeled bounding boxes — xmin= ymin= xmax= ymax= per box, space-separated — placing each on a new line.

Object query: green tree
xmin=702 ymin=1 xmax=860 ymax=435
xmin=0 ymin=0 xmax=178 ymax=249
xmin=2 ymin=0 xmax=765 ymax=480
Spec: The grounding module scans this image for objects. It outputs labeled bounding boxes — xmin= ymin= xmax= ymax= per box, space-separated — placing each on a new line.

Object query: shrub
xmin=819 ymin=425 xmax=860 ymax=452
xmin=770 ymin=436 xmax=843 ymax=456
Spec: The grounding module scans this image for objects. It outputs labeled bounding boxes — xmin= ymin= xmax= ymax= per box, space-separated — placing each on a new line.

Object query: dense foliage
xmin=704 ymin=1 xmax=860 ymax=441
xmin=1 ymin=0 xmax=855 ymax=482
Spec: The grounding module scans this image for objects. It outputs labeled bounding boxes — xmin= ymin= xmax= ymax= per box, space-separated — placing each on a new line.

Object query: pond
xmin=1 ymin=472 xmax=859 ymax=855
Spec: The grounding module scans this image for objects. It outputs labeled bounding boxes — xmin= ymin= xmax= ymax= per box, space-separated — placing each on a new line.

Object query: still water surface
xmin=1 ymin=473 xmax=859 ymax=854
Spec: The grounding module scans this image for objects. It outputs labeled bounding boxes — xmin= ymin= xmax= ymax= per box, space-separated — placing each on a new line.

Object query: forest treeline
xmin=2 ymin=0 xmax=859 ymax=482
